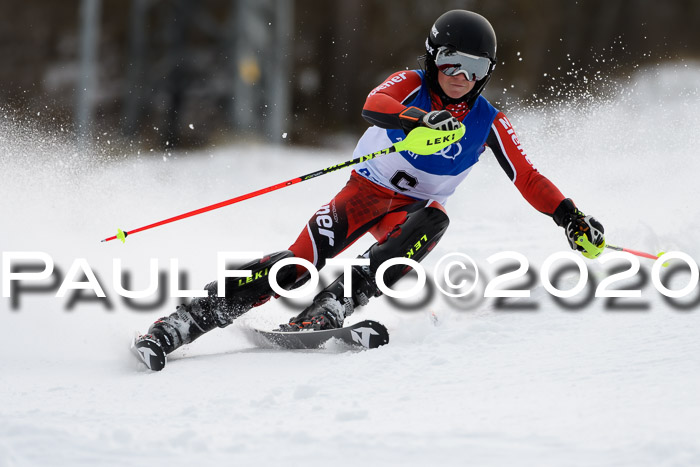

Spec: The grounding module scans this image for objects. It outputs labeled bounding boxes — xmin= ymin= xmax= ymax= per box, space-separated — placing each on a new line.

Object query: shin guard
xmin=367 ymin=205 xmax=450 ymax=288
xmin=149 ymin=250 xmax=297 ymax=353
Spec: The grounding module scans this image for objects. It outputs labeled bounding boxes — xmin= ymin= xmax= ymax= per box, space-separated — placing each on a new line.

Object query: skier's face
xmin=437 ymin=71 xmax=476 ymax=99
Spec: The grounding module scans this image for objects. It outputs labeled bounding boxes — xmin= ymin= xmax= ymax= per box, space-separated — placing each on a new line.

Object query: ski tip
xmin=355 ymin=320 xmax=390 ymax=347
xmin=131 ymin=335 xmax=167 ymax=371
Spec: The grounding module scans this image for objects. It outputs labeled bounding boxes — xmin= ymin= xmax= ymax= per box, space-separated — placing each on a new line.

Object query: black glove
xmin=421 ymin=110 xmax=461 ymax=131
xmin=398 ymin=107 xmax=461 ymax=133
xmin=553 ymin=199 xmax=606 ymax=259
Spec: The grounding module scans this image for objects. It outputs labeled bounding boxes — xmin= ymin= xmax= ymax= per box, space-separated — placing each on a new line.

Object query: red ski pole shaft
xmin=100 ymin=146 xmax=398 ymax=243
xmin=605 ymin=243 xmax=662 ymax=261
xmin=101 ymin=176 xmax=304 ymax=243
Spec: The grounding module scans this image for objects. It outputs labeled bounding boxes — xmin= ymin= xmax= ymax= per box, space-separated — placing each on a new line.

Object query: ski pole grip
xmin=575 ymin=234 xmax=604 ymax=259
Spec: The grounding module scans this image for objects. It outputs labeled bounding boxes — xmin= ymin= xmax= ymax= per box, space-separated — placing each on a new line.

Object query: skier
xmin=136 ymin=10 xmax=605 ymax=361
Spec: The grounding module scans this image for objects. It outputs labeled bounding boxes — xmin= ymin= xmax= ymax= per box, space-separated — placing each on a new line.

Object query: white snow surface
xmin=2 ymin=64 xmax=700 ymax=466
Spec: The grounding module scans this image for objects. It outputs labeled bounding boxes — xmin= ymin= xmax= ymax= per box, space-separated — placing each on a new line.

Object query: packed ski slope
xmin=2 ymin=64 xmax=700 ymax=466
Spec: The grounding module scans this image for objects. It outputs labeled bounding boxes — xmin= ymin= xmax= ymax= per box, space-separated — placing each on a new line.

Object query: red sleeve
xmin=486 ymin=112 xmax=565 ymax=215
xmin=361 ymin=70 xmax=425 ymax=130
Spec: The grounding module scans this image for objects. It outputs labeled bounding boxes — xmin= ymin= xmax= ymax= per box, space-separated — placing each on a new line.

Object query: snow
xmin=2 ymin=64 xmax=700 ymax=466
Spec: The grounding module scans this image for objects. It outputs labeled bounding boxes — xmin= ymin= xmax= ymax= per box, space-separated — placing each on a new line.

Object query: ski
xmin=254 ymin=320 xmax=389 ymax=350
xmin=131 ymin=334 xmax=167 ymax=371
xmin=131 ymin=320 xmax=388 ymax=371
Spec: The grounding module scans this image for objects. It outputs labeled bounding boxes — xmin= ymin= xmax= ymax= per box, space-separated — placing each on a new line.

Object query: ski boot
xmin=282 ymin=263 xmax=378 ymax=331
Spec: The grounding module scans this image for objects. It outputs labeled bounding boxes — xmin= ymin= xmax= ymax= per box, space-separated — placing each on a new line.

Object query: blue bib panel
xmin=385 ymin=70 xmax=499 ymax=176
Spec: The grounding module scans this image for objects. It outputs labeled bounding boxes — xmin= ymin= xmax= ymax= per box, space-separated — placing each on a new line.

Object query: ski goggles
xmin=435 ymin=47 xmax=492 ymax=81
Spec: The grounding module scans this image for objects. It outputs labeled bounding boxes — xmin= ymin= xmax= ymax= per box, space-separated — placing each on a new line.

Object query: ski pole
xmin=575 ymin=236 xmax=667 ymax=264
xmin=101 ymin=125 xmax=466 ymax=243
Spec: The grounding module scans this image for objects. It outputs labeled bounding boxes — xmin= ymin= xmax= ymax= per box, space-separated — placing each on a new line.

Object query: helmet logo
xmin=431 ymin=25 xmax=439 ymax=37
xmin=425 ymin=38 xmax=435 ymax=56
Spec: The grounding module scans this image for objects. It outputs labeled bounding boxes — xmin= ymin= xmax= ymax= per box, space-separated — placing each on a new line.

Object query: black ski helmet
xmin=424 ymin=10 xmax=497 ymax=108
